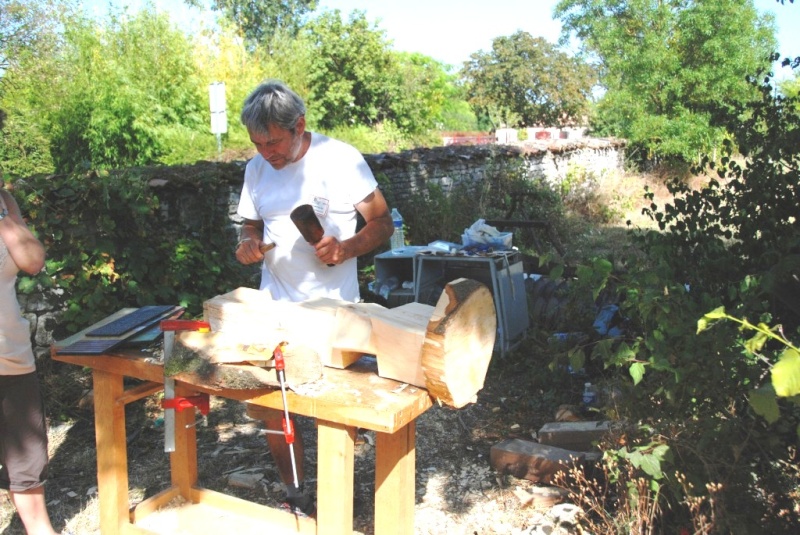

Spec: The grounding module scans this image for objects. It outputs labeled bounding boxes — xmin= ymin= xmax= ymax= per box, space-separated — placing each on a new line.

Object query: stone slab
xmin=537 ymin=420 xmax=612 ymax=451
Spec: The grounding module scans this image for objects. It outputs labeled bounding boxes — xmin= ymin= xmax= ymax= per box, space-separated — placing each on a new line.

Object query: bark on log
xmin=170 ymin=332 xmax=323 ymax=390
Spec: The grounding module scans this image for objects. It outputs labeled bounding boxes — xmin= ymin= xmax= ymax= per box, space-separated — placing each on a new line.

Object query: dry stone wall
xmin=20 ymin=137 xmax=625 ymax=357
xmin=367 ymin=138 xmax=625 ymax=204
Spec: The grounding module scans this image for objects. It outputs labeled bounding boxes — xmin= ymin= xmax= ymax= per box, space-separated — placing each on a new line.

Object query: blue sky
xmin=87 ymin=0 xmax=800 ymax=76
xmin=315 ymin=0 xmax=799 ymax=74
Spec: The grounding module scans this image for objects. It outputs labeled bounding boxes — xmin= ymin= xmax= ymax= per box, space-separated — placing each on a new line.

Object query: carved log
xmin=200 ymin=279 xmax=496 ymax=407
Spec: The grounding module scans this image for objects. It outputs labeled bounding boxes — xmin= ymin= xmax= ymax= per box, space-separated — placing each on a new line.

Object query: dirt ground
xmin=2 ymin=166 xmax=667 ymax=534
xmin=0 ymin=349 xmax=592 ymax=535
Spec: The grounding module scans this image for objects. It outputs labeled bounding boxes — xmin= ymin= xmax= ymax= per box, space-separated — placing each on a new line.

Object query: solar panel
xmin=55 ymin=339 xmax=123 ymax=355
xmin=86 ymin=305 xmax=176 ymax=337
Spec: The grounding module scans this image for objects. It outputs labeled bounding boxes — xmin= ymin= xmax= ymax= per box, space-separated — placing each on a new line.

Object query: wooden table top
xmin=52 ymin=311 xmax=434 ymax=434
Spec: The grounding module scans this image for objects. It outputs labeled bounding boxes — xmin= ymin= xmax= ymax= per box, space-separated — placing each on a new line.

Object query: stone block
xmin=537 ymin=420 xmax=612 ymax=452
xmin=489 ymin=438 xmax=584 ymax=484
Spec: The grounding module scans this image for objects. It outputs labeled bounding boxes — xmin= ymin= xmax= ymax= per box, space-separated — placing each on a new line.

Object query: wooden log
xmin=203 ymin=288 xmax=358 ymax=368
xmin=201 ymin=279 xmax=496 ymax=407
xmin=421 ymin=278 xmax=497 ymax=408
xmin=331 ymin=302 xmax=381 ymax=368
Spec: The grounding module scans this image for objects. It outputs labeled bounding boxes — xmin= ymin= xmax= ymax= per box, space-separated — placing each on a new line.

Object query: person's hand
xmin=235 ymin=237 xmax=269 ymax=265
xmin=314 ymin=236 xmax=347 ymax=265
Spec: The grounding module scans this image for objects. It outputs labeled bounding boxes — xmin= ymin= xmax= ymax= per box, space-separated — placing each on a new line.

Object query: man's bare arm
xmin=315 ymin=189 xmax=394 ymax=265
xmin=235 ymin=218 xmax=266 ymax=265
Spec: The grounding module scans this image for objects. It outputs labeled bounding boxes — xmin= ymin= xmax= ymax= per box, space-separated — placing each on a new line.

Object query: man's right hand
xmin=235 ymin=237 xmax=268 ymax=265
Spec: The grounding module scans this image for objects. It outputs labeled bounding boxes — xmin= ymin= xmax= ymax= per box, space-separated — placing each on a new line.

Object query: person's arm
xmin=234 ymin=218 xmax=266 ymax=265
xmin=315 ymin=188 xmax=394 ymax=265
xmin=0 ymin=189 xmax=45 ymax=275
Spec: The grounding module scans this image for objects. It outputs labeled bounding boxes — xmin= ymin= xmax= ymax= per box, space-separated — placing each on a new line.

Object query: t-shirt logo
xmin=312 ymin=196 xmax=329 ymax=218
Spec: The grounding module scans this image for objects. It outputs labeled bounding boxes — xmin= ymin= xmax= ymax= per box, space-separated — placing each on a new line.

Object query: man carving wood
xmin=234 ymin=80 xmax=394 ymax=517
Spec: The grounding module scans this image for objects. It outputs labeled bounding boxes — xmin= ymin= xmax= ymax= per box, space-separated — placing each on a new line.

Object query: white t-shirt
xmin=237 ymin=132 xmax=378 ymax=302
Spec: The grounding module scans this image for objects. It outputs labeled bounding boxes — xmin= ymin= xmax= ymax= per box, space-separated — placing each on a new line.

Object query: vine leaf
xmin=771 ymin=348 xmax=800 ymax=398
xmin=749 ymin=384 xmax=780 ymax=424
xmin=629 ymin=362 xmax=645 ymax=385
xmin=697 ymin=306 xmax=725 ymax=333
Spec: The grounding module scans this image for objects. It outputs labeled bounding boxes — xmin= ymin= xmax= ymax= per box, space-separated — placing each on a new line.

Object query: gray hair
xmin=240 ymin=80 xmax=306 ymax=135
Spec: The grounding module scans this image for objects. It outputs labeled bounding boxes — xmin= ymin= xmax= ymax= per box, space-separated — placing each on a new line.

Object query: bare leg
xmin=8 ymin=486 xmax=58 ymax=535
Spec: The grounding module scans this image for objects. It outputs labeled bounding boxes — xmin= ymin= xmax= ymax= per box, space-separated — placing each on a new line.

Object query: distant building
xmin=441 ymin=131 xmax=496 ymax=146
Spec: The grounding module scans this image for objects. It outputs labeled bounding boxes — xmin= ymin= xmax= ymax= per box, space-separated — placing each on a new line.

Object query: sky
xmin=313 ymin=0 xmax=800 ymax=73
xmin=87 ymin=0 xmax=800 ymax=76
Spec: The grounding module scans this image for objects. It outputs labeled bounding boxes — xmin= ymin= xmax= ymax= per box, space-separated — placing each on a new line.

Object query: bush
xmin=546 ymin=63 xmax=800 ymax=533
xmin=12 ymin=164 xmax=255 ymax=335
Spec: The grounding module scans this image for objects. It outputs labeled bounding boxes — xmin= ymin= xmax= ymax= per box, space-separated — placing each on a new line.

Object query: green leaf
xmin=568 ymin=348 xmax=585 ymax=374
xmin=772 ymin=348 xmax=800 ymax=398
xmin=549 ymin=264 xmax=564 ymax=280
xmin=749 ymin=385 xmax=780 ymax=423
xmin=629 ymin=362 xmax=645 ymax=385
xmin=697 ymin=306 xmax=726 ymax=333
xmin=637 ymin=453 xmax=664 ymax=480
xmin=744 ymin=330 xmax=770 ymax=354
xmin=592 ymin=257 xmax=613 ymax=276
xmin=704 ymin=306 xmax=726 ymax=319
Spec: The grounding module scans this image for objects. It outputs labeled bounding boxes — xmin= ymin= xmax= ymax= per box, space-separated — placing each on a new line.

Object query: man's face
xmin=249 ymin=118 xmax=306 ymax=170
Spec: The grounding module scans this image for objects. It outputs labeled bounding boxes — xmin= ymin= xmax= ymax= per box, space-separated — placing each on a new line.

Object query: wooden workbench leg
xmin=170 ymin=384 xmax=199 ymax=498
xmin=316 ymin=421 xmax=355 ymax=535
xmin=93 ymin=369 xmax=130 ymax=535
xmin=375 ymin=421 xmax=416 ymax=535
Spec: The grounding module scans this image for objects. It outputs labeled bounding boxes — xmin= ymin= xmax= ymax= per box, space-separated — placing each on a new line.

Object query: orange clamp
xmin=161 ymin=394 xmax=210 ymax=415
xmin=160 ymin=319 xmax=211 ymax=332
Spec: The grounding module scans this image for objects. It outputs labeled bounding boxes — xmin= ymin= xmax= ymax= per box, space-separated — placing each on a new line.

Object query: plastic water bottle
xmin=582 ymin=382 xmax=599 ymax=408
xmin=379 ymin=276 xmax=399 ymax=299
xmin=390 ymin=208 xmax=405 ymax=252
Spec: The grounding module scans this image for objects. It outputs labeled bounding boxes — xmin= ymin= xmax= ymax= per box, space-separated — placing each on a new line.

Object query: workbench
xmin=51 ymin=312 xmax=434 ymax=535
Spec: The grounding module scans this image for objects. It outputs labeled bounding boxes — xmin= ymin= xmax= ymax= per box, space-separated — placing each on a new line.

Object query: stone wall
xmin=366 ymin=137 xmax=625 ymax=204
xmin=19 ymin=137 xmax=625 ymax=357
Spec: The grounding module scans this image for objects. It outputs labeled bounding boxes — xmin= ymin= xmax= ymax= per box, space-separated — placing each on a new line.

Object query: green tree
xmin=0 ymin=0 xmax=74 ymax=176
xmin=555 ymin=0 xmax=777 ymax=162
xmin=391 ymin=52 xmax=452 ymax=135
xmin=185 ymin=0 xmax=317 ymax=51
xmin=0 ymin=0 xmax=66 ymax=83
xmin=461 ymin=31 xmax=596 ymax=129
xmin=43 ymin=8 xmax=206 ymax=172
xmin=781 ymin=72 xmax=800 ymax=110
xmin=302 ymin=10 xmax=397 ymax=131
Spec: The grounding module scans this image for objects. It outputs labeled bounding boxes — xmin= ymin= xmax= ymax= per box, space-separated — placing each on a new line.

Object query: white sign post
xmin=209 ymin=82 xmax=227 ymax=155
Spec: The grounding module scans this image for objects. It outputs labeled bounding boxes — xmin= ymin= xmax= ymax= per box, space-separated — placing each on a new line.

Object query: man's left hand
xmin=314 ymin=236 xmax=347 ymax=265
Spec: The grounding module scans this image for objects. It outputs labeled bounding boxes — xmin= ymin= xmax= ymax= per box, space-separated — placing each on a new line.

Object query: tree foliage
xmin=0 ymin=0 xmax=68 ymax=84
xmin=553 ymin=58 xmax=800 ymax=532
xmin=184 ymin=0 xmax=317 ymax=50
xmin=13 ymin=165 xmax=253 ymax=331
xmin=461 ymin=31 xmax=596 ymax=129
xmin=0 ymin=0 xmax=73 ymax=175
xmin=42 ymin=8 xmax=206 ymax=172
xmin=555 ymin=0 xmax=777 ymax=162
xmin=0 ymin=1 xmax=477 ymax=173
xmin=302 ymin=10 xmax=396 ymax=131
